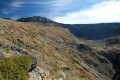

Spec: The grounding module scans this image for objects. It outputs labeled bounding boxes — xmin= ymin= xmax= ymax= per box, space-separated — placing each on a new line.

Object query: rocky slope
xmin=0 ymin=19 xmax=97 ymax=80
xmin=0 ymin=17 xmax=119 ymax=80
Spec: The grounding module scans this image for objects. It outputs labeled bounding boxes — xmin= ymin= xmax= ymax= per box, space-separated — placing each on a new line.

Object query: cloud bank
xmin=54 ymin=0 xmax=120 ymax=24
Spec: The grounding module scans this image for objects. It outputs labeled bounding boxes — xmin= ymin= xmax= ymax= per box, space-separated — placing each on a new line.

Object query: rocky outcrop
xmin=28 ymin=54 xmax=37 ymax=72
xmin=3 ymin=45 xmax=29 ymax=55
xmin=0 ymin=51 xmax=4 ymax=59
xmin=29 ymin=67 xmax=42 ymax=80
xmin=29 ymin=67 xmax=63 ymax=80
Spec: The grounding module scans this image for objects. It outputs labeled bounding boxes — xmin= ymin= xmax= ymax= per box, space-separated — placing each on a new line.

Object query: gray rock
xmin=28 ymin=54 xmax=37 ymax=72
xmin=29 ymin=68 xmax=42 ymax=80
xmin=0 ymin=51 xmax=4 ymax=59
xmin=10 ymin=46 xmax=29 ymax=55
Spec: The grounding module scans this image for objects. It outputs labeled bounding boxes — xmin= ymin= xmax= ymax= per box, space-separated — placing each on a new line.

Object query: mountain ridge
xmin=16 ymin=16 xmax=120 ymax=40
xmin=16 ymin=16 xmax=120 ymax=25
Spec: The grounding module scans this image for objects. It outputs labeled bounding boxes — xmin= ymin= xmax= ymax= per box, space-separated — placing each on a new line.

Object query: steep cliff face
xmin=0 ymin=18 xmax=120 ymax=80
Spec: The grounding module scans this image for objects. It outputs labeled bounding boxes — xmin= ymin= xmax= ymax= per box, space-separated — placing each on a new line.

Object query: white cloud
xmin=47 ymin=0 xmax=73 ymax=17
xmin=9 ymin=0 xmax=72 ymax=8
xmin=10 ymin=1 xmax=26 ymax=7
xmin=9 ymin=1 xmax=53 ymax=7
xmin=31 ymin=0 xmax=75 ymax=18
xmin=54 ymin=0 xmax=120 ymax=24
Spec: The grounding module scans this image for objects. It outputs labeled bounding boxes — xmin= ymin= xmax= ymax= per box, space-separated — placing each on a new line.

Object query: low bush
xmin=0 ymin=55 xmax=32 ymax=80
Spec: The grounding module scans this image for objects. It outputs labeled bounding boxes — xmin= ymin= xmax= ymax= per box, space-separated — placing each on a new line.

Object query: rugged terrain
xmin=0 ymin=16 xmax=119 ymax=80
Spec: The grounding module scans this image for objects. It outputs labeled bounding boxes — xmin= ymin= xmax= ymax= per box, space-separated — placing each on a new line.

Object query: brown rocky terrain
xmin=0 ymin=17 xmax=120 ymax=80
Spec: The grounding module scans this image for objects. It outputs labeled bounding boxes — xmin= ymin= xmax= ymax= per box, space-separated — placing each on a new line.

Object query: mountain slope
xmin=0 ymin=18 xmax=120 ymax=80
xmin=0 ymin=19 xmax=100 ymax=80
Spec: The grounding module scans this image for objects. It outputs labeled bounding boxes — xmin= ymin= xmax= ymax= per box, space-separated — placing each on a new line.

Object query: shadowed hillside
xmin=62 ymin=23 xmax=120 ymax=40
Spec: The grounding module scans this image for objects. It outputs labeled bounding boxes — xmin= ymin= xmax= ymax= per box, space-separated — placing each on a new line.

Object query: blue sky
xmin=0 ymin=0 xmax=120 ymax=24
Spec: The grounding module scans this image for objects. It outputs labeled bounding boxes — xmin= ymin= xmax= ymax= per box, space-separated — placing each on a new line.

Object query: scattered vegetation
xmin=3 ymin=50 xmax=10 ymax=53
xmin=0 ymin=42 xmax=4 ymax=47
xmin=0 ymin=55 xmax=32 ymax=80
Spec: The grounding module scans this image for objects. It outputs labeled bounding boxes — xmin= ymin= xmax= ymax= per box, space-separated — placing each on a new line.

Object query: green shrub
xmin=3 ymin=50 xmax=10 ymax=53
xmin=0 ymin=55 xmax=32 ymax=80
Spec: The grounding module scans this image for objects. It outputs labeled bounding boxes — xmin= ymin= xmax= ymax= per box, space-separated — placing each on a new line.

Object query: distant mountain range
xmin=17 ymin=16 xmax=120 ymax=40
